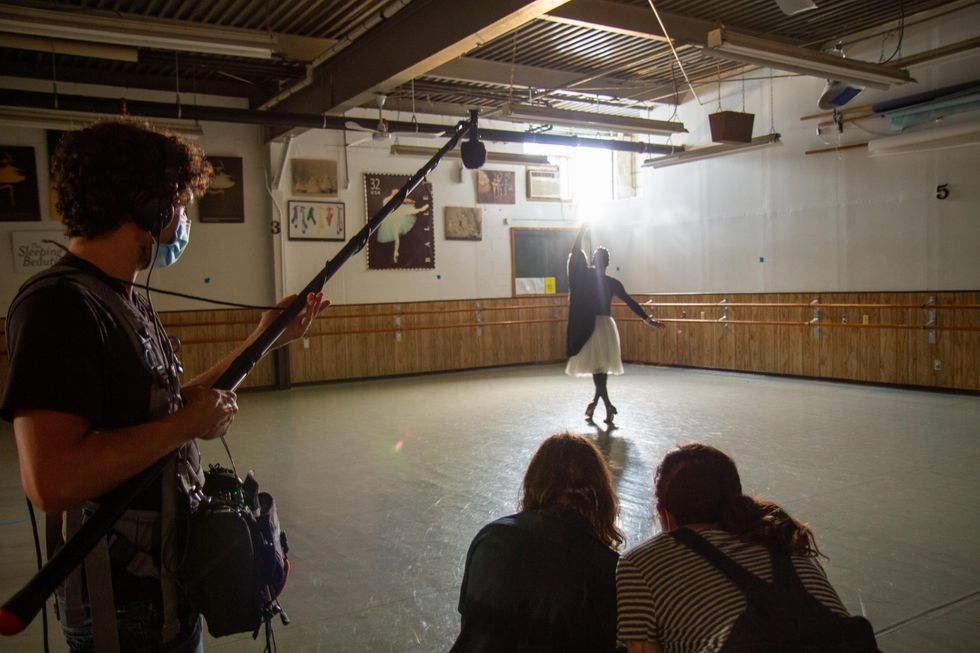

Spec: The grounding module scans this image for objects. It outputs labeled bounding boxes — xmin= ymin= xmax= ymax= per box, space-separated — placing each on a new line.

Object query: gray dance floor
xmin=1 ymin=364 xmax=978 ymax=652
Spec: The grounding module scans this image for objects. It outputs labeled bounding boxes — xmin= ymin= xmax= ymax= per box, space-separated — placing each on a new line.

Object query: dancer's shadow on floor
xmin=585 ymin=418 xmax=623 ymax=487
xmin=584 ymin=418 xmax=657 ymax=544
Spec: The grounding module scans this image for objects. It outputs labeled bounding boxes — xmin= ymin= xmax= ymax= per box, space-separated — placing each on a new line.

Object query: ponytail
xmin=721 ymin=494 xmax=822 ymax=558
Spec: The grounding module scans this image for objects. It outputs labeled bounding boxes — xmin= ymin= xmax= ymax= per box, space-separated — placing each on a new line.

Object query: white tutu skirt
xmin=565 ymin=316 xmax=624 ymax=377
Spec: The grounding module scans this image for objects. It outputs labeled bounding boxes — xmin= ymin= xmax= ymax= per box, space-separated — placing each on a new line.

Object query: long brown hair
xmin=655 ymin=443 xmax=822 ymax=557
xmin=520 ymin=433 xmax=624 ymax=550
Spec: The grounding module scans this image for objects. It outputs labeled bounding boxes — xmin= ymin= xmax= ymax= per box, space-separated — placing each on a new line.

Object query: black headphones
xmin=132 ymin=184 xmax=177 ymax=235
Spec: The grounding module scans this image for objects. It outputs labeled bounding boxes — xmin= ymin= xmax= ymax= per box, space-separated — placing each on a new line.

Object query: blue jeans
xmin=57 ymin=595 xmax=203 ymax=653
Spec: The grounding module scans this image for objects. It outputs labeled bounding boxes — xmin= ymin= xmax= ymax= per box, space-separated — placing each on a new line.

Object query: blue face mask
xmin=153 ymin=211 xmax=190 ymax=268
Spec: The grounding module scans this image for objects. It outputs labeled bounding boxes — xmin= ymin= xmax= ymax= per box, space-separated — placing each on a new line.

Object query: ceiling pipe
xmin=0 ymin=89 xmax=681 ymax=155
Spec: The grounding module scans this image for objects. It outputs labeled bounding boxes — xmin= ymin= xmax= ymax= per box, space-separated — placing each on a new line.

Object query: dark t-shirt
xmin=451 ymin=506 xmax=620 ymax=653
xmin=2 ymin=253 xmax=178 ymax=511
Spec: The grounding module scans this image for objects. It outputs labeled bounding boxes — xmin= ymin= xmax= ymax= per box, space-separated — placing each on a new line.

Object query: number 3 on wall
xmin=936 ymin=184 xmax=949 ymax=200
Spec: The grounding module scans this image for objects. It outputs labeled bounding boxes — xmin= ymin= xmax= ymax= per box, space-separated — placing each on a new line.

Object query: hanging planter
xmin=708 ymin=110 xmax=755 ymax=143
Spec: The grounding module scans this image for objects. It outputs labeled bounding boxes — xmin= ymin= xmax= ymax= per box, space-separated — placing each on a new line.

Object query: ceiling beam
xmin=0 ymin=4 xmax=335 ymax=61
xmin=268 ymin=0 xmax=572 ymax=120
xmin=543 ymin=0 xmax=713 ymax=44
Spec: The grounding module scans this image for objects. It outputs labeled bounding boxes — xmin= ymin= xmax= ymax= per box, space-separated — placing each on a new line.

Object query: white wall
xmin=272 ymin=121 xmax=576 ymax=306
xmin=2 ymin=4 xmax=979 ymax=317
xmin=0 ymin=80 xmax=274 ymax=313
xmin=597 ymin=3 xmax=980 ymax=294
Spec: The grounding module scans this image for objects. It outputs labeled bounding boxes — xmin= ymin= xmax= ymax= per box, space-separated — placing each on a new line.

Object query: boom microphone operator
xmin=1 ymin=113 xmax=481 ymax=640
xmin=460 ymin=109 xmax=486 ymax=170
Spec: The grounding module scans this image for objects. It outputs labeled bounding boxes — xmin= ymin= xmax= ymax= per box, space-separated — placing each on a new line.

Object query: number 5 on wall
xmin=936 ymin=183 xmax=949 ymax=200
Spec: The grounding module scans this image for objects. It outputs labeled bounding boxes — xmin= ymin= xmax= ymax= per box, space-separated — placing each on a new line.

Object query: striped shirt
xmin=617 ymin=530 xmax=847 ymax=652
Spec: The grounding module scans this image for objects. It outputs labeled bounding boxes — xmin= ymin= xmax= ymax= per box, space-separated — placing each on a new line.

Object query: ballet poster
xmin=364 ymin=172 xmax=434 ymax=270
xmin=0 ymin=146 xmax=41 ymax=221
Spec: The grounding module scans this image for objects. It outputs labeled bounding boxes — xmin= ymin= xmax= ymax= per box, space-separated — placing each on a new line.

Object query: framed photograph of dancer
xmin=287 ymin=200 xmax=345 ymax=241
xmin=476 ymin=169 xmax=515 ymax=204
xmin=364 ymin=172 xmax=434 ymax=270
xmin=0 ymin=146 xmax=41 ymax=221
xmin=199 ymin=156 xmax=244 ymax=223
xmin=291 ymin=158 xmax=338 ymax=196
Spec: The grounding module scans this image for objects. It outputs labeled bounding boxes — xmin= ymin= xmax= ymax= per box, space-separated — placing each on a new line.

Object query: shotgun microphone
xmin=460 ymin=109 xmax=486 ymax=169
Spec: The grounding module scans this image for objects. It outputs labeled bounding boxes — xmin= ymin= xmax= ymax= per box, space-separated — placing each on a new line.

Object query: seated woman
xmin=451 ymin=433 xmax=623 ymax=653
xmin=617 ymin=443 xmax=877 ymax=653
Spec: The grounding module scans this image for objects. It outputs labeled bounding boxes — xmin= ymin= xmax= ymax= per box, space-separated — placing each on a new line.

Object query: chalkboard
xmin=510 ymin=227 xmax=578 ymax=296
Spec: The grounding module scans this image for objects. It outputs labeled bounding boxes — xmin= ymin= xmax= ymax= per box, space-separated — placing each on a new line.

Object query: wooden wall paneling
xmin=773 ymin=294 xmax=804 ymax=377
xmin=937 ymin=292 xmax=979 ymax=390
xmin=463 ymin=300 xmax=485 ymax=369
xmin=433 ymin=300 xmax=463 ymax=371
xmin=476 ymin=299 xmax=501 ymax=369
xmin=823 ymin=294 xmax=856 ymax=382
xmin=714 ymin=294 xmax=737 ymax=372
xmin=2 ymin=292 xmax=979 ymax=397
xmin=646 ymin=294 xmax=666 ymax=365
xmin=661 ymin=295 xmax=687 ymax=367
xmin=856 ymin=293 xmax=881 ymax=383
xmin=628 ymin=294 xmax=650 ymax=364
xmin=297 ymin=307 xmax=352 ymax=383
xmin=393 ymin=307 xmax=419 ymax=376
xmin=163 ymin=309 xmax=275 ymax=390
xmin=732 ymin=296 xmax=761 ymax=373
xmin=829 ymin=295 xmax=853 ymax=381
xmin=908 ymin=292 xmax=938 ymax=388
xmin=877 ymin=294 xmax=912 ymax=387
xmin=344 ymin=304 xmax=388 ymax=379
xmin=413 ymin=301 xmax=446 ymax=373
xmin=687 ymin=294 xmax=712 ymax=370
xmin=752 ymin=294 xmax=779 ymax=374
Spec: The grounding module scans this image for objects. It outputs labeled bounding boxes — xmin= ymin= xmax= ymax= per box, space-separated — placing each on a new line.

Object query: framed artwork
xmin=0 ymin=146 xmax=41 ymax=221
xmin=287 ymin=200 xmax=345 ymax=241
xmin=199 ymin=156 xmax=244 ymax=223
xmin=364 ymin=172 xmax=434 ymax=270
xmin=291 ymin=158 xmax=338 ymax=196
xmin=476 ymin=169 xmax=515 ymax=204
xmin=444 ymin=207 xmax=482 ymax=241
xmin=526 ymin=167 xmax=563 ymax=201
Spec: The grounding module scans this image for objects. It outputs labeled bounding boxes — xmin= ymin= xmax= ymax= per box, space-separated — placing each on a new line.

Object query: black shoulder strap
xmin=670 ymin=528 xmax=770 ymax=593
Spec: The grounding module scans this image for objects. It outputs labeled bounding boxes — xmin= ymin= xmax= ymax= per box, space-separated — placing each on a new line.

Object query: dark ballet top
xmin=566 ymin=243 xmax=648 ymax=357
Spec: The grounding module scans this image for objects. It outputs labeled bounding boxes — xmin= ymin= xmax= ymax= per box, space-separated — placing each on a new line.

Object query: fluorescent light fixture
xmin=774 ymin=0 xmax=818 ymax=16
xmin=501 ymin=104 xmax=686 ymax=136
xmin=643 ymin=133 xmax=780 ymax=168
xmin=705 ymin=28 xmax=911 ymax=90
xmin=0 ymin=107 xmax=204 ymax=137
xmin=0 ymin=5 xmax=276 ymax=59
xmin=0 ymin=34 xmax=138 ymax=62
xmin=390 ymin=144 xmax=551 ymax=166
xmin=867 ymin=122 xmax=980 ymax=156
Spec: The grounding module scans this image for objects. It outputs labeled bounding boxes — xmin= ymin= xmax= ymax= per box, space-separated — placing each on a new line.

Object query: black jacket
xmin=451 ymin=507 xmax=619 ymax=653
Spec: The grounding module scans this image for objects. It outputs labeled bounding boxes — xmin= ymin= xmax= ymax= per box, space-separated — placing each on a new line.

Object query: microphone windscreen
xmin=461 ymin=140 xmax=486 ymax=169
